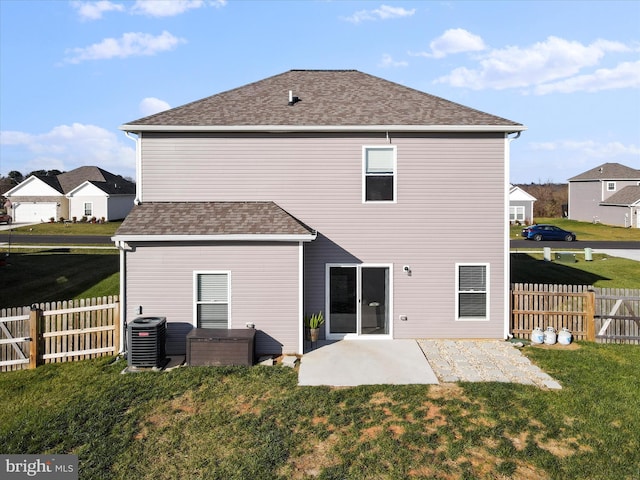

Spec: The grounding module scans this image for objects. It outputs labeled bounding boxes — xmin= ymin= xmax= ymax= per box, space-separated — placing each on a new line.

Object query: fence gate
xmin=1 ymin=297 xmax=120 ymax=372
xmin=0 ymin=311 xmax=31 ymax=370
xmin=595 ymin=289 xmax=640 ymax=343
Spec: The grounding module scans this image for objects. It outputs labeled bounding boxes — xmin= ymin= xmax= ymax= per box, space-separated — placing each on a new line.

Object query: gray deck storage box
xmin=187 ymin=328 xmax=255 ymax=366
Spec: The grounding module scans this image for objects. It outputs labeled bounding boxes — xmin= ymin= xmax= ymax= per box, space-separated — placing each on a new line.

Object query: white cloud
xmin=411 ymin=28 xmax=486 ymax=59
xmin=0 ymin=124 xmax=135 ymax=177
xmin=378 ymin=54 xmax=408 ymax=68
xmin=131 ymin=0 xmax=205 ymax=17
xmin=435 ymin=36 xmax=634 ymax=92
xmin=71 ymin=1 xmax=125 ymax=20
xmin=530 ymin=139 xmax=640 ymax=158
xmin=63 ymin=31 xmax=186 ymax=64
xmin=534 ymin=60 xmax=640 ymax=94
xmin=70 ymin=0 xmax=226 ymax=20
xmin=341 ymin=4 xmax=415 ymax=24
xmin=139 ymin=97 xmax=171 ymax=116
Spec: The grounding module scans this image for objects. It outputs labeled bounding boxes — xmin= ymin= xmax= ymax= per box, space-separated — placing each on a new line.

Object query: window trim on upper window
xmin=362 ymin=146 xmax=397 ymax=203
xmin=193 ymin=271 xmax=231 ymax=329
xmin=455 ymin=263 xmax=489 ymax=321
xmin=607 ymin=182 xmax=616 ymax=191
xmin=84 ymin=202 xmax=93 ymax=217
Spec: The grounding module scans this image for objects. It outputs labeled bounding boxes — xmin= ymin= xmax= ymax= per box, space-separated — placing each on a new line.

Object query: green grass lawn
xmin=511 ymin=252 xmax=640 ymax=289
xmin=510 ymin=217 xmax=640 ymax=240
xmin=1 ymin=343 xmax=638 ymax=479
xmin=3 ymin=221 xmax=121 ymax=236
xmin=0 ymin=249 xmax=119 ymax=308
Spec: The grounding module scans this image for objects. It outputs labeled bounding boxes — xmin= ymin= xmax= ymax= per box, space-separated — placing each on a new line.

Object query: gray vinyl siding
xmin=570 ymin=180 xmax=639 ymax=225
xmin=124 ymin=241 xmax=301 ymax=355
xmin=510 ymin=200 xmax=533 ymax=224
xmin=106 ymin=195 xmax=134 ymax=221
xmin=136 ymin=132 xmax=507 ymax=340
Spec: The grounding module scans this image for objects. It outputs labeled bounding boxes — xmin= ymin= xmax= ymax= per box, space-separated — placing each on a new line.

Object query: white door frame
xmin=325 ymin=263 xmax=393 ymax=340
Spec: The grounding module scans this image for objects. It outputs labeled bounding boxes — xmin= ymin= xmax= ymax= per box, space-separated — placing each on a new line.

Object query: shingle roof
xmin=114 ymin=202 xmax=315 ymax=238
xmin=121 ymin=69 xmax=524 ymax=131
xmin=600 ymin=185 xmax=640 ymax=206
xmin=59 ymin=166 xmax=136 ymax=195
xmin=34 ymin=175 xmax=63 ymax=193
xmin=568 ymin=163 xmax=640 ymax=181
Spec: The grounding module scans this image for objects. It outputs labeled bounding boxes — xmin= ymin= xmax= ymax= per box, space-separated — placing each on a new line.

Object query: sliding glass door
xmin=327 ymin=265 xmax=390 ymax=338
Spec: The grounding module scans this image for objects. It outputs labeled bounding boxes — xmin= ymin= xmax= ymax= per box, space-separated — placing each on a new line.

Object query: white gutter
xmin=120 ymin=124 xmax=527 ymax=134
xmin=111 ymin=233 xmax=317 ymax=243
xmin=124 ymin=131 xmax=141 ymax=204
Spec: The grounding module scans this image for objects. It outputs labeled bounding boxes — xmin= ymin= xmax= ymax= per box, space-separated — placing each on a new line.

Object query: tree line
xmin=517 ymin=182 xmax=568 ymax=218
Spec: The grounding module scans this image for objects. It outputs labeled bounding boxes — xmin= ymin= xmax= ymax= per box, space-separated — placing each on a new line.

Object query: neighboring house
xmin=568 ymin=162 xmax=640 ymax=228
xmin=5 ymin=166 xmax=135 ymax=223
xmin=509 ymin=185 xmax=536 ymax=224
xmin=113 ymin=69 xmax=526 ymax=356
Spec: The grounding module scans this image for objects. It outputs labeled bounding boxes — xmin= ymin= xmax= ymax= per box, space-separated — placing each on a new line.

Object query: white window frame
xmin=362 ymin=146 xmax=397 ymax=204
xmin=607 ymin=182 xmax=616 ymax=191
xmin=455 ymin=263 xmax=489 ymax=321
xmin=84 ymin=202 xmax=93 ymax=217
xmin=509 ymin=206 xmax=525 ymax=223
xmin=193 ymin=271 xmax=231 ymax=328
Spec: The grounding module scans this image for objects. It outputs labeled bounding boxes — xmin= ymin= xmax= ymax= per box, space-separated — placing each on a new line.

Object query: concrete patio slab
xmin=298 ymin=339 xmax=439 ymax=387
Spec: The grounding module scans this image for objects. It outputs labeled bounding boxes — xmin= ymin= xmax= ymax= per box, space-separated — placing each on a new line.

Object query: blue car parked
xmin=522 ymin=224 xmax=576 ymax=242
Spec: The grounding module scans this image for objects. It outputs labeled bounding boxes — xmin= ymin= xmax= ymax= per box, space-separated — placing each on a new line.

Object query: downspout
xmin=125 ymin=131 xmax=142 ymax=205
xmin=504 ymin=131 xmax=521 ymax=339
xmin=298 ymin=241 xmax=304 ymax=355
xmin=114 ymin=240 xmax=128 ymax=354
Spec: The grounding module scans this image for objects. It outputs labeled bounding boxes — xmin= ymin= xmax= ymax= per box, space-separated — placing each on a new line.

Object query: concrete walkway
xmin=298 ymin=339 xmax=561 ymax=389
xmin=593 ymin=249 xmax=640 ymax=262
xmin=418 ymin=340 xmax=562 ymax=389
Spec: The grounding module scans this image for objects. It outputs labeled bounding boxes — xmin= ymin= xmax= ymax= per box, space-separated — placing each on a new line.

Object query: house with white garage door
xmin=5 ymin=166 xmax=135 ymax=223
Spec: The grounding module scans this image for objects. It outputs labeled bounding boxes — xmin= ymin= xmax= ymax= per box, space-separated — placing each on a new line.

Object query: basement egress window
xmin=363 ymin=146 xmax=396 ymax=202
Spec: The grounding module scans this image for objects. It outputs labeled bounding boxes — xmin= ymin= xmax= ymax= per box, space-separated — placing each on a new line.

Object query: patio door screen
xmin=327 ymin=265 xmax=390 ymax=338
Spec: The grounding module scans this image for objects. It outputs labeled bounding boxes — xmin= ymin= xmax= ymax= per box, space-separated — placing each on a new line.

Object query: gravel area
xmin=417 ymin=339 xmax=562 ymax=389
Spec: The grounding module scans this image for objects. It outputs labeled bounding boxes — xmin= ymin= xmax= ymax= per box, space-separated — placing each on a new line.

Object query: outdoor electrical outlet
xmin=400 ymin=315 xmax=408 ymax=321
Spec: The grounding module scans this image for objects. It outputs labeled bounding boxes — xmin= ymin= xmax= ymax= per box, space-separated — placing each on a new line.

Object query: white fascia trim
xmin=111 ymin=233 xmax=317 ymax=242
xmin=120 ymin=124 xmax=528 ymax=133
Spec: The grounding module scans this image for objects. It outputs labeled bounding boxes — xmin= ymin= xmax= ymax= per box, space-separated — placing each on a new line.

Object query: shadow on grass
xmin=511 ymin=253 xmax=609 ymax=285
xmin=0 ymin=251 xmax=118 ymax=308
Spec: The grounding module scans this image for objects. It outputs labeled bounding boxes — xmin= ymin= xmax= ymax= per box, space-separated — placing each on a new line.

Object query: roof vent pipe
xmin=288 ymin=90 xmax=300 ymax=106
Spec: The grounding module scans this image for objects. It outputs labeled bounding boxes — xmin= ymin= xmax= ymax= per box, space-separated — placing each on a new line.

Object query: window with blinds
xmin=195 ymin=272 xmax=230 ymax=329
xmin=364 ymin=147 xmax=396 ymax=202
xmin=456 ymin=264 xmax=488 ymax=320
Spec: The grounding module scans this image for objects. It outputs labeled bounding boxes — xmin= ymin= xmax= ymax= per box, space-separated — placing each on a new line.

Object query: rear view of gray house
xmin=113 ymin=69 xmax=526 ymax=356
xmin=568 ymin=162 xmax=640 ymax=228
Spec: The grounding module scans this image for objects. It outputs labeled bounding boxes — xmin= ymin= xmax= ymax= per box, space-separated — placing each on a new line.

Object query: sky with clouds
xmin=0 ymin=0 xmax=638 ymax=183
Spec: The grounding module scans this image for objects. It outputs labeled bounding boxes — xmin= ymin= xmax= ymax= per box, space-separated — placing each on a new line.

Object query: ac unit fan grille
xmin=128 ymin=317 xmax=167 ymax=368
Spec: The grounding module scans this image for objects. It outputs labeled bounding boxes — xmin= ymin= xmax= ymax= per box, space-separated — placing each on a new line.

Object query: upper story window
xmin=363 ymin=146 xmax=396 ymax=203
xmin=607 ymin=182 xmax=616 ymax=191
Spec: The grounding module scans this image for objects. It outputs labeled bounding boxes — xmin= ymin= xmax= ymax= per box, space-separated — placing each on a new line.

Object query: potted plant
xmin=305 ymin=311 xmax=324 ymax=342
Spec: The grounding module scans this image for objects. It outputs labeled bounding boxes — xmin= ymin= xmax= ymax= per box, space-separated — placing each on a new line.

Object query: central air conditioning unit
xmin=128 ymin=316 xmax=167 ymax=368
